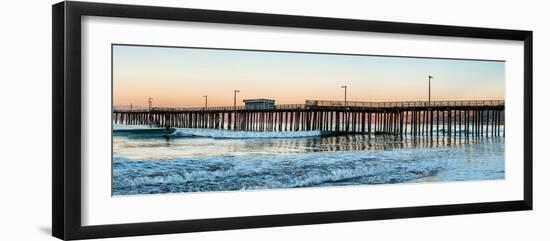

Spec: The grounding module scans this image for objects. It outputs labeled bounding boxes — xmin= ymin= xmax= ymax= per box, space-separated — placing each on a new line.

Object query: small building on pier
xmin=243 ymin=98 xmax=276 ymax=110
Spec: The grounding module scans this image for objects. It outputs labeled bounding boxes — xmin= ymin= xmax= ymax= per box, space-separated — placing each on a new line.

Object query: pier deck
xmin=113 ymin=100 xmax=505 ymax=137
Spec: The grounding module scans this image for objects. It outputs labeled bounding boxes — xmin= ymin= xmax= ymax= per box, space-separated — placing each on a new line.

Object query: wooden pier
xmin=113 ymin=100 xmax=505 ymax=137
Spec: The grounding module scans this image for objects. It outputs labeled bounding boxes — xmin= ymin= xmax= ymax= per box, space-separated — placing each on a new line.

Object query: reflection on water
xmin=113 ymin=133 xmax=501 ymax=160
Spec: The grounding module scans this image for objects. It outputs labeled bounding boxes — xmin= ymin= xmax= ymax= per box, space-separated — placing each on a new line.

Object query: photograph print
xmin=111 ymin=44 xmax=505 ymax=196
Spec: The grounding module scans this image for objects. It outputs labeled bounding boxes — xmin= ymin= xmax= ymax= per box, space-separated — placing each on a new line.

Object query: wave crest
xmin=112 ymin=150 xmax=447 ymax=195
xmin=169 ymin=128 xmax=324 ymax=139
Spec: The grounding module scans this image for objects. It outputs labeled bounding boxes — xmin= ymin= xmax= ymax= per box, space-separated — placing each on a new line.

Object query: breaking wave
xmin=113 ymin=127 xmax=325 ymax=139
xmin=112 ymin=149 xmax=448 ymax=195
xmin=169 ymin=128 xmax=324 ymax=139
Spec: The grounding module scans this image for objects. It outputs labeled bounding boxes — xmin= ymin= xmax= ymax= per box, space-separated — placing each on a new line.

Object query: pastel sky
xmin=112 ymin=44 xmax=505 ymax=108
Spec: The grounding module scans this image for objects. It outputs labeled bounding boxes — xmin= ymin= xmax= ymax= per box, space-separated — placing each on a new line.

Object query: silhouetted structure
xmin=113 ymin=100 xmax=505 ymax=138
xmin=243 ymin=98 xmax=275 ymax=110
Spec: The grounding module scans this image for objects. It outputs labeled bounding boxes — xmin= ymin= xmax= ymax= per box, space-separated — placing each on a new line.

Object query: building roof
xmin=243 ymin=98 xmax=275 ymax=103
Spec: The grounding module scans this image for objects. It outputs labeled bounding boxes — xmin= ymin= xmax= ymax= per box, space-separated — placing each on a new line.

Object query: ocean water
xmin=112 ymin=125 xmax=504 ymax=195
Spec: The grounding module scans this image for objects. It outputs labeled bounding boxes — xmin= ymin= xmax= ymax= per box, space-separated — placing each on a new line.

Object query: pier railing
xmin=305 ymin=100 xmax=504 ymax=108
xmin=114 ymin=100 xmax=504 ymax=112
xmin=117 ymin=104 xmax=309 ymax=112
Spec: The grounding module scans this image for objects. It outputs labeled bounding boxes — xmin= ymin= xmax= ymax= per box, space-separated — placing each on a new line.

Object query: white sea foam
xmin=112 ymin=148 xmax=454 ymax=195
xmin=170 ymin=128 xmax=324 ymax=139
xmin=113 ymin=124 xmax=161 ymax=130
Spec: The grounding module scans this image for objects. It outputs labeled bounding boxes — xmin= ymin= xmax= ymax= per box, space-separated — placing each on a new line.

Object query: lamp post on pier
xmin=341 ymin=85 xmax=347 ymax=107
xmin=428 ymin=75 xmax=433 ymax=106
xmin=233 ymin=90 xmax=240 ymax=110
xmin=203 ymin=95 xmax=208 ymax=110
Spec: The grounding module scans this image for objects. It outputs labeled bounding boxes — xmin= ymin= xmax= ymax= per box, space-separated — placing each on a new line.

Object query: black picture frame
xmin=52 ymin=1 xmax=533 ymax=240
